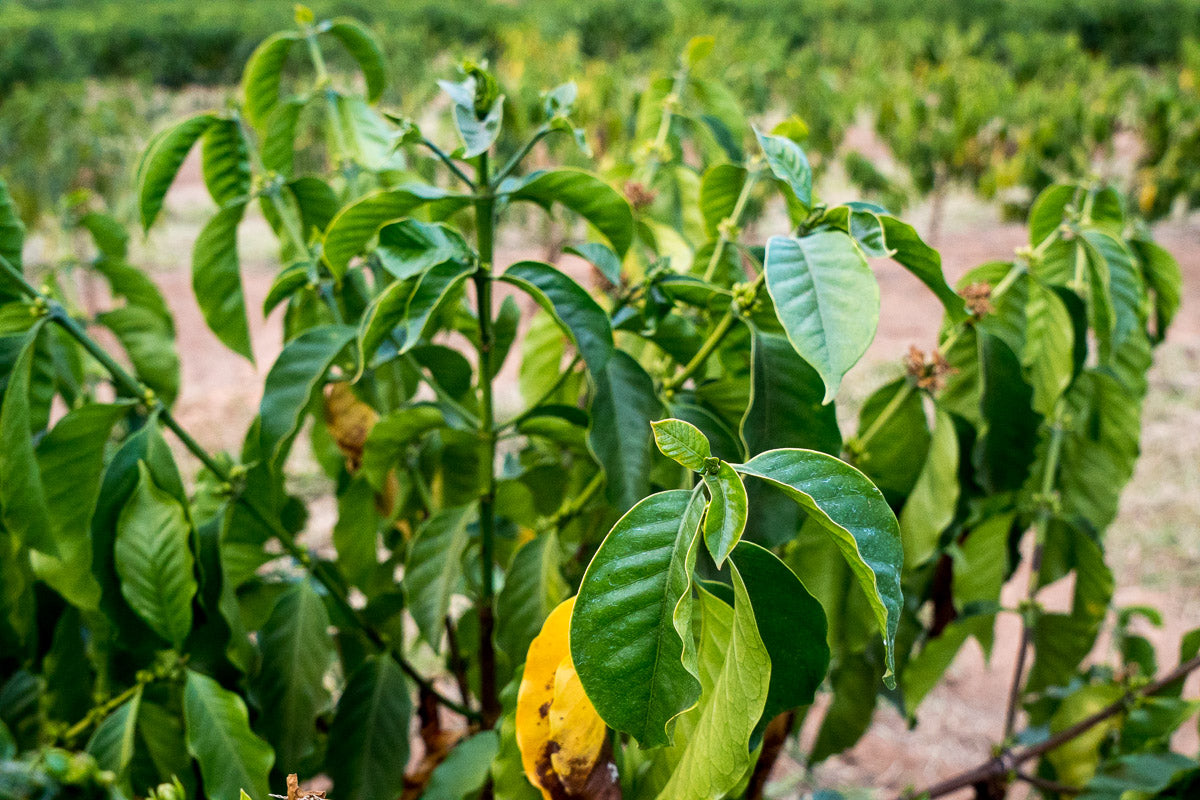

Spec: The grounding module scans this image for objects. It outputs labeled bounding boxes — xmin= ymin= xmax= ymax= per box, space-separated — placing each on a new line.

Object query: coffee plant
xmin=0 ymin=11 xmax=1196 ymax=800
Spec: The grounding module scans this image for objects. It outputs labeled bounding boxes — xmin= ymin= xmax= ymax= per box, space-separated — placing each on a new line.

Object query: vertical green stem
xmin=473 ymin=151 xmax=501 ymax=727
xmin=702 ymin=166 xmax=759 ymax=283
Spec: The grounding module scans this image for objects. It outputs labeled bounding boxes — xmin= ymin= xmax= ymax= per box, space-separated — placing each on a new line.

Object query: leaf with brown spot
xmin=323 ymin=382 xmax=378 ymax=472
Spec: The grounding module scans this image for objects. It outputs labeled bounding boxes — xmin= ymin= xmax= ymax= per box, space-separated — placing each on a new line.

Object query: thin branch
xmin=422 ymin=137 xmax=476 ymax=190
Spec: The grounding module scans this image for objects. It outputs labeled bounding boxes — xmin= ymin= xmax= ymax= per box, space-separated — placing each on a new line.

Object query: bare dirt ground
xmin=133 ymin=156 xmax=1199 ymax=799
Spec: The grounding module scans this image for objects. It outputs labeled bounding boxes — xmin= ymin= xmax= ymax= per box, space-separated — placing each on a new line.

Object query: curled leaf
xmin=323 ymin=382 xmax=378 ymax=472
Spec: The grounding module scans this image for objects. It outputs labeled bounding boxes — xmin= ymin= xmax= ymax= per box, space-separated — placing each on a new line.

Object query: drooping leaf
xmin=252 ymin=580 xmax=333 ymax=771
xmin=376 ymin=219 xmax=471 ymax=280
xmin=810 ymin=653 xmax=881 ymax=761
xmin=261 ymin=97 xmax=307 ymax=177
xmin=86 ymin=688 xmax=142 ymax=794
xmin=193 ymin=202 xmax=254 ymax=362
xmin=404 ymin=506 xmax=472 ymax=648
xmin=241 ymin=31 xmax=301 ymax=129
xmin=201 ymin=118 xmax=251 ymax=207
xmin=564 ymin=242 xmax=622 ymax=285
xmin=764 ymin=231 xmax=878 ymax=403
xmin=976 ymin=330 xmax=1040 ymax=494
xmin=184 ymin=670 xmax=274 ymax=800
xmin=587 ymin=351 xmax=664 ymax=514
xmin=327 ymin=655 xmax=411 ymax=800
xmin=258 ymin=324 xmax=355 ymax=465
xmin=326 ymin=19 xmax=387 ymax=102
xmin=136 ymin=114 xmax=218 ymax=231
xmin=501 ymin=261 xmax=614 ymax=375
xmin=114 ymin=462 xmax=197 ymax=647
xmin=735 ymin=449 xmax=903 ymax=685
xmin=571 ymin=490 xmax=705 ymax=748
xmin=505 ymin=169 xmax=634 ymax=256
xmin=878 ymin=215 xmax=967 ymax=321
xmin=1023 ymin=278 xmax=1074 ymax=416
xmin=1131 ymin=238 xmax=1182 ymax=340
xmin=755 ymin=128 xmax=812 ymax=208
xmin=97 ymin=305 xmax=181 ymax=406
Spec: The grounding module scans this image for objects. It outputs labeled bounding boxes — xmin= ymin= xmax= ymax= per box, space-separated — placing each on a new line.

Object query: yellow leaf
xmin=516 ymin=597 xmax=615 ymax=799
xmin=323 ymin=382 xmax=377 ymax=472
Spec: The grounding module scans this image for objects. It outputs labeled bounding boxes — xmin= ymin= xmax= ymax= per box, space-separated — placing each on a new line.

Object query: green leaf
xmin=201 ymin=118 xmax=251 ymax=207
xmin=1023 ymin=278 xmax=1074 ymax=416
xmin=500 ymin=261 xmax=614 ymax=375
xmin=742 ymin=324 xmax=841 ymax=456
xmin=699 ymin=163 xmax=747 ymax=238
xmin=241 ymin=31 xmax=301 ymax=129
xmin=901 ymin=618 xmax=977 ymax=713
xmin=587 ymin=351 xmax=664 ymax=514
xmin=252 ymin=580 xmax=333 ymax=771
xmin=138 ymin=700 xmax=195 ymax=798
xmin=564 ymin=242 xmax=622 ymax=284
xmin=0 ymin=321 xmax=54 ymax=555
xmin=115 ymin=462 xmax=197 ymax=647
xmin=1131 ymin=238 xmax=1182 ymax=340
xmin=0 ymin=178 xmax=25 ymax=275
xmin=898 ymin=408 xmax=959 ymax=570
xmin=497 ymin=531 xmax=567 ymax=665
xmin=32 ymin=401 xmax=133 ymax=610
xmin=258 ymin=324 xmax=355 ymax=465
xmin=87 ymin=688 xmax=141 ymax=794
xmin=137 ymin=114 xmax=218 ymax=231
xmin=440 ymin=75 xmax=504 ymax=158
xmin=571 ymin=489 xmax=705 ymax=748
xmin=731 ymin=541 xmax=829 ymax=746
xmin=326 ymin=19 xmax=387 ymax=102
xmin=93 ymin=257 xmax=174 ymax=331
xmin=755 ymin=128 xmax=812 ymax=208
xmin=505 ymin=169 xmax=634 ymax=256
xmin=422 ymin=730 xmax=499 ymax=800
xmin=878 ymin=215 xmax=967 ymax=321
xmin=854 ymin=378 xmax=930 ymax=503
xmin=1079 ymin=753 xmax=1199 ymax=800
xmin=764 ymin=231 xmax=878 ymax=403
xmin=404 ymin=506 xmax=472 ymax=648
xmin=360 ymin=404 xmax=446 ymax=489
xmin=193 ymin=202 xmax=254 ymax=362
xmin=184 ymin=670 xmax=274 ymax=800
xmin=321 ymin=186 xmax=470 ymax=278
xmin=977 ymin=330 xmax=1041 ymax=494
xmin=327 ymin=655 xmax=411 ymax=800
xmin=734 ymin=449 xmax=902 ymax=685
xmin=357 ymin=260 xmax=472 ymax=367
xmin=703 ymin=462 xmax=747 ymax=567
xmin=377 ymin=219 xmax=471 ymax=280
xmin=651 ymin=417 xmax=711 ymax=472
xmin=97 ymin=305 xmax=181 ymax=406
xmin=78 ymin=211 xmax=129 ymax=259
xmin=810 ymin=654 xmax=880 ymax=761
xmin=658 ymin=565 xmax=770 ymax=800
xmin=262 ymin=97 xmax=307 ymax=177
xmin=1029 ymin=183 xmax=1077 ymax=245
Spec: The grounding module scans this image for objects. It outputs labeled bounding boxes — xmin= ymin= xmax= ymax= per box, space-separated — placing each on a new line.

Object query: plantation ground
xmin=106 ymin=150 xmax=1200 ymax=798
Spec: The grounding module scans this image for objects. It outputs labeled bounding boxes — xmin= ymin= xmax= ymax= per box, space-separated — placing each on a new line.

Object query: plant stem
xmin=857 ymin=382 xmax=915 ymax=450
xmin=499 ymin=352 xmax=581 ymax=431
xmin=61 ymin=680 xmax=146 ymax=743
xmin=898 ymin=653 xmax=1200 ymax=800
xmin=0 ymin=254 xmax=478 ymax=722
xmin=492 ymin=124 xmax=554 ymax=188
xmin=422 ymin=137 xmax=476 ymax=190
xmin=661 ymin=272 xmax=765 ymax=394
xmin=473 ymin=151 xmax=501 ymax=727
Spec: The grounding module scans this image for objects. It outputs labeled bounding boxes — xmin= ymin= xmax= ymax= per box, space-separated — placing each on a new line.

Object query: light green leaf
xmin=357 ymin=260 xmax=472 ymax=367
xmin=252 ymin=580 xmax=333 ymax=771
xmin=0 ymin=321 xmax=54 ymax=555
xmin=86 ymin=687 xmax=142 ymax=793
xmin=321 ymin=186 xmax=470 ymax=278
xmin=651 ymin=417 xmax=711 ymax=472
xmin=734 ymin=448 xmax=902 ymax=685
xmin=500 ymin=261 xmax=614 ymax=375
xmin=193 ymin=202 xmax=254 ymax=362
xmin=1028 ymin=183 xmax=1077 ymax=245
xmin=505 ymin=169 xmax=634 ymax=256
xmin=261 ymin=97 xmax=307 ymax=177
xmin=571 ymin=489 xmax=704 ymax=748
xmin=1023 ymin=278 xmax=1074 ymax=416
xmin=756 ymin=128 xmax=812 ymax=208
xmin=115 ymin=462 xmax=197 ymax=647
xmin=97 ymin=305 xmax=181 ymax=406
xmin=327 ymin=655 xmax=411 ymax=800
xmin=764 ymin=231 xmax=878 ymax=403
xmin=699 ymin=163 xmax=747 ymax=238
xmin=184 ymin=670 xmax=274 ymax=800
xmin=201 ymin=118 xmax=251 ymax=207
xmin=240 ymin=31 xmax=301 ymax=129
xmin=898 ymin=408 xmax=959 ymax=570
xmin=587 ymin=351 xmax=664 ymax=513
xmin=497 ymin=531 xmax=567 ymax=665
xmin=326 ymin=19 xmax=387 ymax=102
xmin=703 ymin=462 xmax=747 ymax=568
xmin=404 ymin=506 xmax=472 ymax=648
xmin=421 ymin=730 xmax=499 ymax=800
xmin=258 ymin=324 xmax=355 ymax=465
xmin=1131 ymin=238 xmax=1182 ymax=340
xmin=136 ymin=114 xmax=218 ymax=231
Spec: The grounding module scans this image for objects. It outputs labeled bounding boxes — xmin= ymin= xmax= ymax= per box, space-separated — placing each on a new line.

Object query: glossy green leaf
xmin=564 ymin=242 xmax=622 ymax=284
xmin=184 ymin=670 xmax=274 ymax=800
xmin=115 ymin=462 xmax=197 ymax=647
xmin=898 ymin=408 xmax=958 ymax=570
xmin=1023 ymin=278 xmax=1074 ymax=415
xmin=651 ymin=417 xmax=711 ymax=472
xmin=201 ymin=118 xmax=251 ymax=207
xmin=731 ymin=541 xmax=829 ymax=746
xmin=1082 ymin=229 xmax=1143 ymax=362
xmin=136 ymin=113 xmax=218 ymax=231
xmin=404 ymin=506 xmax=472 ymax=647
xmin=193 ymin=202 xmax=254 ymax=362
xmin=358 ymin=260 xmax=472 ymax=367
xmin=506 ymin=169 xmax=634 ymax=256
xmin=321 ymin=186 xmax=469 ymax=277
xmin=377 ymin=219 xmax=471 ymax=280
xmin=326 ymin=19 xmax=387 ymax=102
xmin=241 ymin=31 xmax=300 ymax=129
xmin=97 ymin=305 xmax=181 ymax=406
xmin=764 ymin=231 xmax=878 ymax=403
xmin=658 ymin=565 xmax=770 ymax=800
xmin=258 ymin=324 xmax=355 ymax=465
xmin=571 ymin=489 xmax=704 ymax=748
xmin=878 ymin=215 xmax=967 ymax=321
xmin=327 ymin=655 xmax=411 ymax=800
xmin=0 ymin=321 xmax=54 ymax=555
xmin=703 ymin=462 xmax=747 ymax=567
xmin=422 ymin=730 xmax=499 ymax=800
xmin=587 ymin=350 xmax=664 ymax=513
xmin=501 ymin=261 xmax=613 ymax=375
xmin=735 ymin=449 xmax=902 ymax=684
xmin=497 ymin=531 xmax=567 ymax=665
xmin=755 ymin=128 xmax=811 ymax=208
xmin=252 ymin=580 xmax=333 ymax=771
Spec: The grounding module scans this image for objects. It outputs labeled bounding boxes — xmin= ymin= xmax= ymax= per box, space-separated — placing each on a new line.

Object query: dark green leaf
xmin=358 ymin=260 xmax=472 ymax=367
xmin=587 ymin=351 xmax=664 ymax=513
xmin=86 ymin=688 xmax=142 ymax=793
xmin=699 ymin=163 xmax=747 ymax=238
xmin=506 ymin=169 xmax=634 ymax=256
xmin=405 ymin=506 xmax=472 ymax=647
xmin=97 ymin=306 xmax=181 ymax=406
xmin=201 ymin=119 xmax=251 ymax=207
xmin=136 ymin=114 xmax=218 ymax=231
xmin=422 ymin=730 xmax=499 ymax=800
xmin=184 ymin=670 xmax=274 ymax=800
xmin=377 ymin=219 xmax=471 ymax=280
xmin=193 ymin=202 xmax=254 ymax=362
xmin=360 ymin=404 xmax=445 ymax=490
xmin=501 ymin=261 xmax=613 ymax=375
xmin=327 ymin=655 xmax=411 ymax=800
xmin=0 ymin=321 xmax=54 ymax=554
xmin=497 ymin=531 xmax=567 ymax=665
